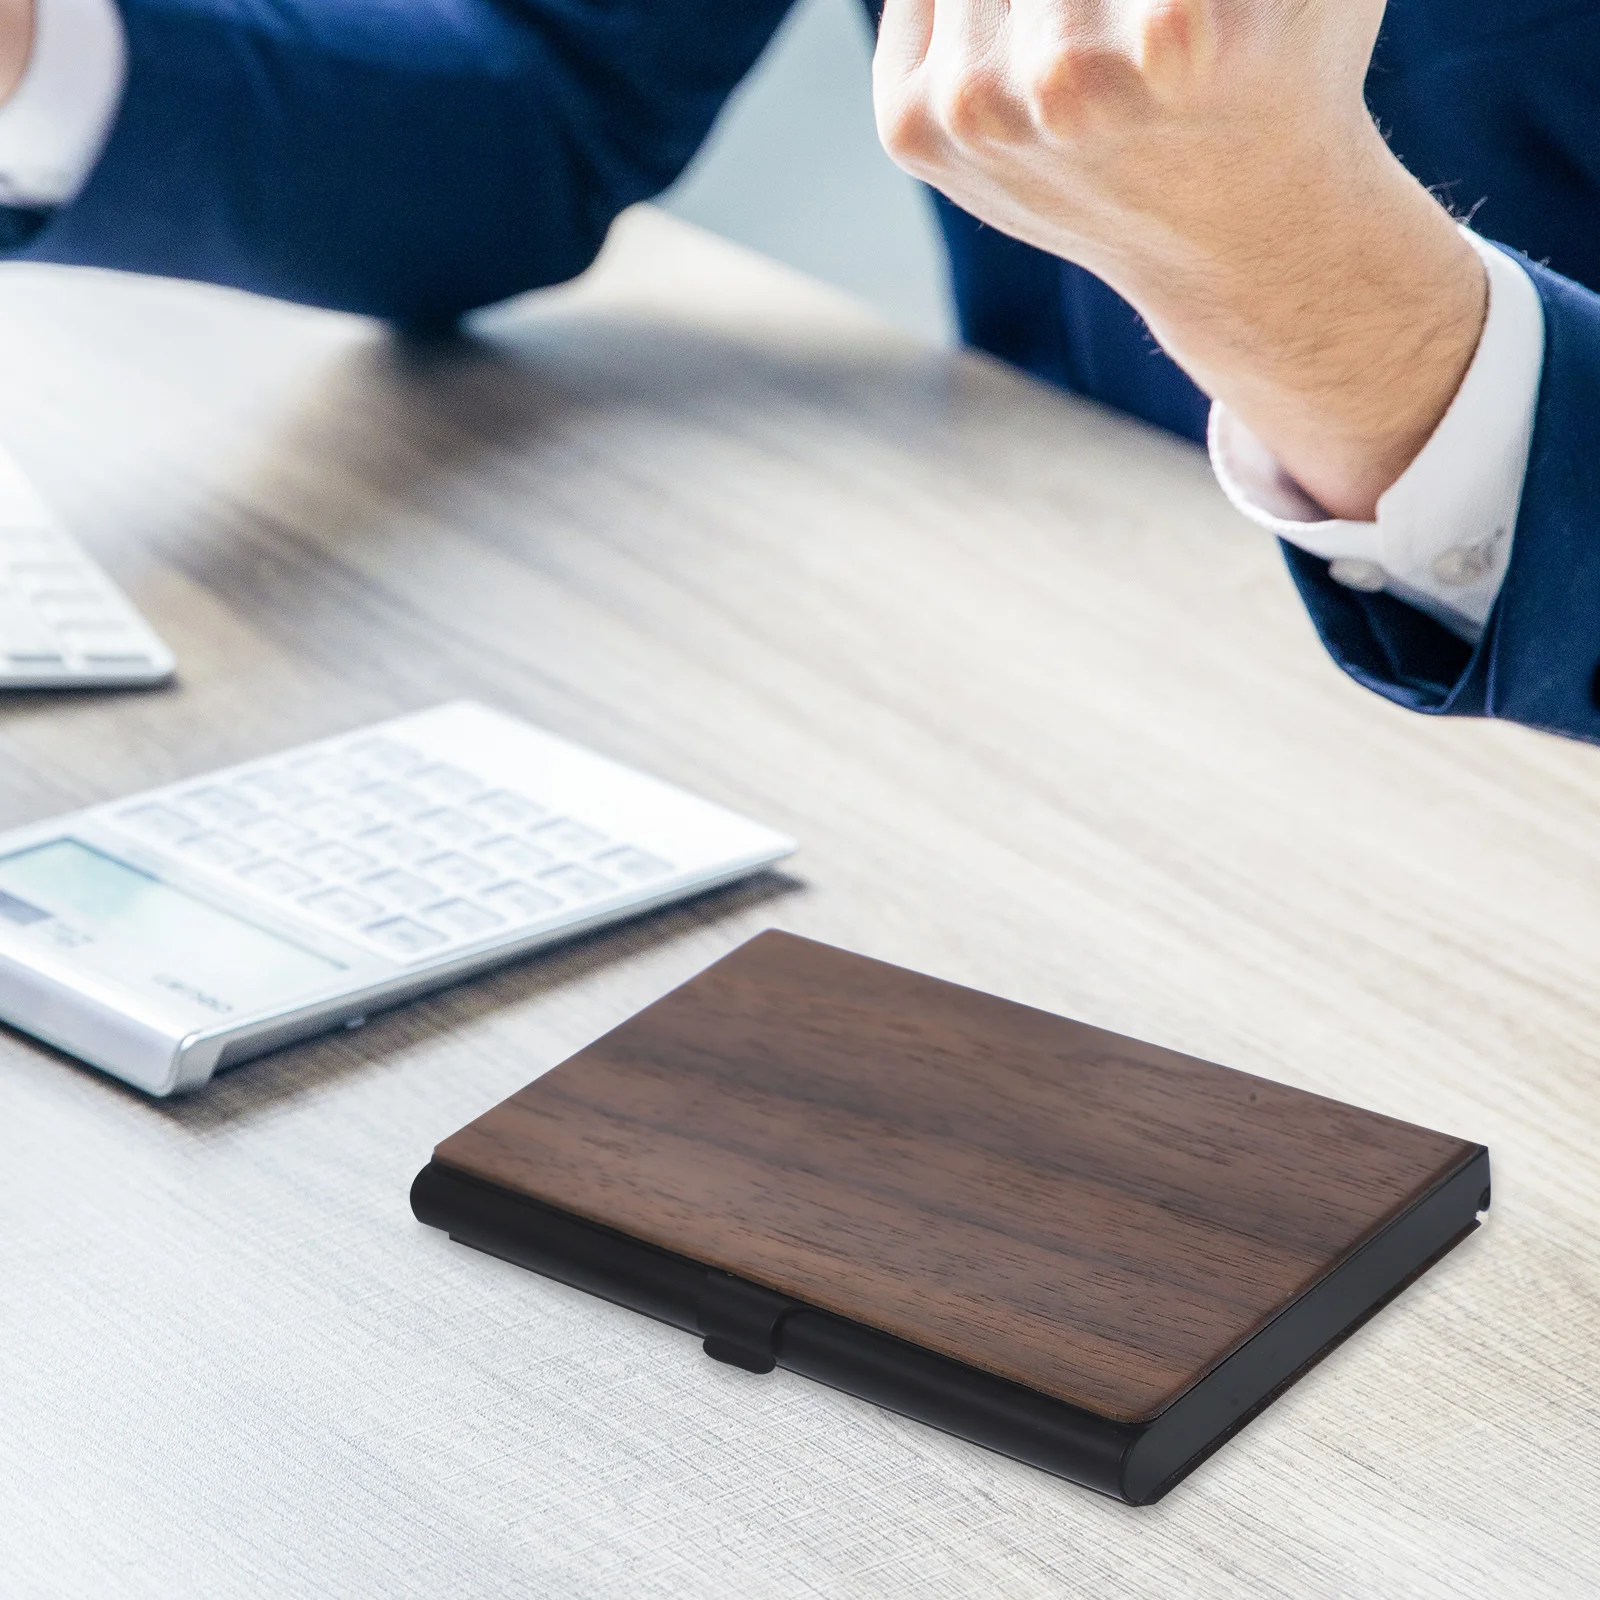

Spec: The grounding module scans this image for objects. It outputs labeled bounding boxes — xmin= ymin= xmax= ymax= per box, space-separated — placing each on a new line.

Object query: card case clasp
xmin=697 ymin=1270 xmax=796 ymax=1374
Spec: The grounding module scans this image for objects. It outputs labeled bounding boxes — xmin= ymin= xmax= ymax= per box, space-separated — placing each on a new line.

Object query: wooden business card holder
xmin=411 ymin=931 xmax=1489 ymax=1503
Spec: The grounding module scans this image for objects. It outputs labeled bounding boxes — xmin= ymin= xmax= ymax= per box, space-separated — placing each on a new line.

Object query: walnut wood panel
xmin=435 ymin=929 xmax=1479 ymax=1422
xmin=6 ymin=209 xmax=1600 ymax=1595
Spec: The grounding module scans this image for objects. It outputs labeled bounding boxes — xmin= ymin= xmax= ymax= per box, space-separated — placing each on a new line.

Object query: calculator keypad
xmin=103 ymin=734 xmax=673 ymax=961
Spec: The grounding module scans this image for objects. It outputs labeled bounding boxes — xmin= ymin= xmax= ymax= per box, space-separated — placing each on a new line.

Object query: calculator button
xmin=365 ymin=916 xmax=447 ymax=957
xmin=531 ymin=818 xmax=608 ymax=856
xmin=418 ymin=851 xmax=497 ymax=892
xmin=478 ymin=835 xmax=554 ymax=876
xmin=482 ymin=881 xmax=562 ymax=922
xmin=237 ymin=858 xmax=319 ymax=897
xmin=414 ymin=807 xmax=491 ymax=846
xmin=298 ymin=840 xmax=376 ymax=878
xmin=295 ymin=798 xmax=374 ymax=835
xmin=539 ymin=864 xmax=616 ymax=901
xmin=467 ymin=790 xmax=547 ymax=829
xmin=357 ymin=824 xmax=435 ymax=862
xmin=180 ymin=786 xmax=261 ymax=828
xmin=361 ymin=868 xmax=440 ymax=909
xmin=342 ymin=738 xmax=424 ymax=777
xmin=411 ymin=763 xmax=482 ymax=801
xmin=176 ymin=831 xmax=259 ymax=868
xmin=238 ymin=814 xmax=315 ymax=852
xmin=301 ymin=886 xmax=383 ymax=925
xmin=425 ymin=898 xmax=505 ymax=939
xmin=117 ymin=802 xmax=198 ymax=841
xmin=290 ymin=754 xmax=365 ymax=790
xmin=351 ymin=781 xmax=431 ymax=820
xmin=593 ymin=846 xmax=672 ymax=882
xmin=235 ymin=770 xmax=316 ymax=807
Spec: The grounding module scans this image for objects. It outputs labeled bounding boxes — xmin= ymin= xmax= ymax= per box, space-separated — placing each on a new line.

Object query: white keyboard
xmin=0 ymin=445 xmax=175 ymax=688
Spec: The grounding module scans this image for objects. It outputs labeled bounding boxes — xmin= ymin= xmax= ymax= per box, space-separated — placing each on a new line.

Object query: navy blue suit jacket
xmin=8 ymin=0 xmax=1599 ymax=741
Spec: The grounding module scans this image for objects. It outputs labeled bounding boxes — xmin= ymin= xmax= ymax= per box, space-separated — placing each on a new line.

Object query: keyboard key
xmin=594 ymin=846 xmax=673 ymax=882
xmin=365 ymin=916 xmax=447 ymax=957
xmin=411 ymin=763 xmax=482 ymax=801
xmin=478 ymin=835 xmax=554 ymax=876
xmin=532 ymin=818 xmax=608 ymax=856
xmin=539 ymin=864 xmax=616 ymax=901
xmin=238 ymin=814 xmax=315 ymax=852
xmin=357 ymin=823 xmax=435 ymax=862
xmin=301 ymin=885 xmax=383 ymax=925
xmin=80 ymin=651 xmax=155 ymax=669
xmin=482 ymin=881 xmax=562 ymax=922
xmin=361 ymin=868 xmax=440 ymax=909
xmin=467 ymin=789 xmax=547 ymax=829
xmin=176 ymin=831 xmax=259 ymax=868
xmin=237 ymin=858 xmax=319 ymax=897
xmin=117 ymin=802 xmax=198 ymax=841
xmin=418 ymin=851 xmax=497 ymax=892
xmin=414 ymin=807 xmax=491 ymax=846
xmin=295 ymin=798 xmax=375 ymax=835
xmin=298 ymin=840 xmax=376 ymax=879
xmin=180 ymin=786 xmax=260 ymax=828
xmin=425 ymin=898 xmax=505 ymax=939
xmin=351 ymin=781 xmax=431 ymax=819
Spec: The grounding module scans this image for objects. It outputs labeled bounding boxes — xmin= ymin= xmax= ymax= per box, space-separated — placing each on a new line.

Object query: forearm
xmin=1119 ymin=131 xmax=1486 ymax=524
xmin=6 ymin=0 xmax=790 ymax=320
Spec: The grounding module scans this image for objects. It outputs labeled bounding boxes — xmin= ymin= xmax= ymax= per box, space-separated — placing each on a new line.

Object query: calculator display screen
xmin=0 ymin=838 xmax=344 ymax=1014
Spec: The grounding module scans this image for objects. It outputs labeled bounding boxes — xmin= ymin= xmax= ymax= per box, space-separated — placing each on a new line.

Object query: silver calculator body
xmin=0 ymin=703 xmax=795 ymax=1095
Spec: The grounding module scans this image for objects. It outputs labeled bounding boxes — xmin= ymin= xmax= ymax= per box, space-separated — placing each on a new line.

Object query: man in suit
xmin=1 ymin=0 xmax=1596 ymax=742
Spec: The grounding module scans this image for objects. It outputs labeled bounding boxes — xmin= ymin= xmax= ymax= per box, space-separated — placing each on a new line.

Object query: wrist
xmin=0 ymin=0 xmax=33 ymax=106
xmin=1113 ymin=129 xmax=1487 ymax=520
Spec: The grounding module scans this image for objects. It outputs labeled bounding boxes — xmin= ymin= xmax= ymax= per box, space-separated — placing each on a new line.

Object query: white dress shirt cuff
xmin=1208 ymin=228 xmax=1546 ymax=646
xmin=0 ymin=0 xmax=127 ymax=208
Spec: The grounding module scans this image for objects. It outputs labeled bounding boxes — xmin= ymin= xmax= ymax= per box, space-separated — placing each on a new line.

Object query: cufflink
xmin=1328 ymin=558 xmax=1387 ymax=592
xmin=1431 ymin=533 xmax=1503 ymax=588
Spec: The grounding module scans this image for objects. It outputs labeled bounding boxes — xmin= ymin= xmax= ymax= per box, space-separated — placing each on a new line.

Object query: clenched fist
xmin=873 ymin=0 xmax=1487 ymax=521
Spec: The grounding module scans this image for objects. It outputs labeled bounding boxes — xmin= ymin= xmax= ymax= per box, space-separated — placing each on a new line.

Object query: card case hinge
xmin=697 ymin=1270 xmax=795 ymax=1374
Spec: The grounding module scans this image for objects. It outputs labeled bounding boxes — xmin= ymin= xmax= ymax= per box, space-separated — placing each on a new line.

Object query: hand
xmin=873 ymin=0 xmax=1487 ymax=522
xmin=0 ymin=0 xmax=33 ymax=107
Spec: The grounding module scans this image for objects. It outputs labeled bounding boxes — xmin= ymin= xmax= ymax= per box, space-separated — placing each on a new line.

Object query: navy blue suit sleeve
xmin=9 ymin=0 xmax=793 ymax=321
xmin=1283 ymin=252 xmax=1600 ymax=744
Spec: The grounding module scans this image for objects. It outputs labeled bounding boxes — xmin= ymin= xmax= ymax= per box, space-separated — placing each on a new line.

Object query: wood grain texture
xmin=4 ymin=208 xmax=1600 ymax=1597
xmin=436 ymin=929 xmax=1480 ymax=1422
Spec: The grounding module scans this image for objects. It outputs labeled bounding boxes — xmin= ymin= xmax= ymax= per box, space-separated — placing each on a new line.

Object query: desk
xmin=3 ymin=208 xmax=1598 ymax=1598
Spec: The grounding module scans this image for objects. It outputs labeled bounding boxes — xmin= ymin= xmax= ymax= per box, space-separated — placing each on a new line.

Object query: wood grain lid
xmin=434 ymin=931 xmax=1479 ymax=1424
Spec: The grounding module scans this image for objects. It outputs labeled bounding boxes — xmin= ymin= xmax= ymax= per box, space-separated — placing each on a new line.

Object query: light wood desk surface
xmin=3 ymin=208 xmax=1598 ymax=1598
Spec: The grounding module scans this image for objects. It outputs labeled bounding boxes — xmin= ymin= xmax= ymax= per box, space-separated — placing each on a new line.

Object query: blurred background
xmin=659 ymin=0 xmax=956 ymax=343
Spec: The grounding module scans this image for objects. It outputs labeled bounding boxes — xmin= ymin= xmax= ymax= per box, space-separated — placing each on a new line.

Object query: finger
xmin=873 ymin=0 xmax=941 ymax=166
xmin=1013 ymin=0 xmax=1154 ymax=132
xmin=874 ymin=0 xmax=936 ymax=85
xmin=924 ymin=0 xmax=1032 ymax=145
xmin=1138 ymin=0 xmax=1215 ymax=97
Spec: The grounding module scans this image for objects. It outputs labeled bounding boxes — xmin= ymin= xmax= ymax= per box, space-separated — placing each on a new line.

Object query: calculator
xmin=0 ymin=703 xmax=796 ymax=1095
xmin=0 ymin=443 xmax=175 ymax=688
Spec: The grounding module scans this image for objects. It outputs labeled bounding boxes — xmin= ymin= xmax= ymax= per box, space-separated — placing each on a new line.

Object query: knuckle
xmin=875 ymin=91 xmax=940 ymax=170
xmin=1025 ymin=45 xmax=1122 ymax=134
xmin=933 ymin=66 xmax=1011 ymax=146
